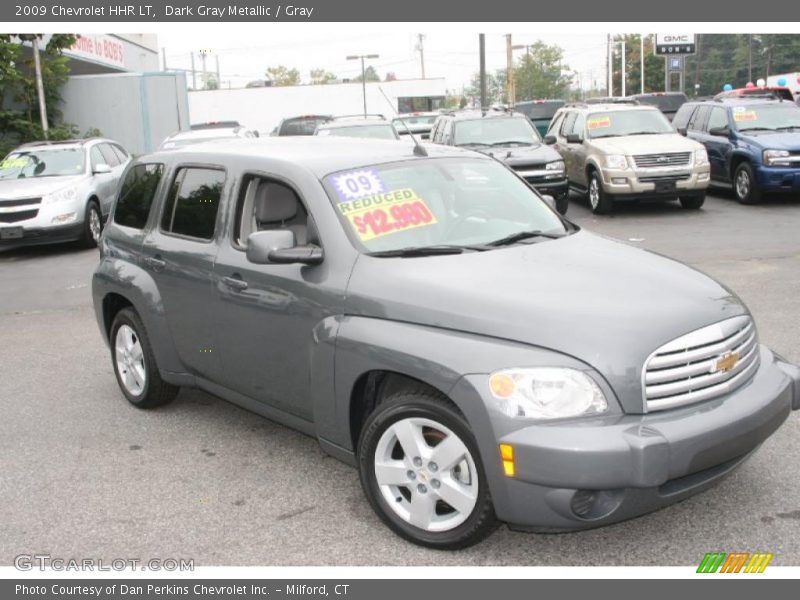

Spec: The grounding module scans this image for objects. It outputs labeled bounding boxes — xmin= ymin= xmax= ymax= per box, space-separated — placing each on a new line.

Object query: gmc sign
xmin=655 ymin=34 xmax=696 ymax=55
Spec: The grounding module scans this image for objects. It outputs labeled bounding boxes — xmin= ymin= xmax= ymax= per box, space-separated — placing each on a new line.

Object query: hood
xmin=475 ymin=143 xmax=561 ymax=166
xmin=591 ymin=133 xmax=701 ymax=155
xmin=0 ymin=175 xmax=86 ymax=199
xmin=737 ymin=130 xmax=800 ymax=151
xmin=346 ymin=231 xmax=747 ymax=413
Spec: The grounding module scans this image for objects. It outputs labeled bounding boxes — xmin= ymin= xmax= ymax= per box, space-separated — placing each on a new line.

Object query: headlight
xmin=763 ymin=149 xmax=790 ymax=165
xmin=546 ymin=160 xmax=565 ymax=171
xmin=695 ymin=148 xmax=709 ymax=165
xmin=605 ymin=154 xmax=628 ymax=169
xmin=488 ymin=368 xmax=608 ymax=420
xmin=42 ymin=186 xmax=77 ymax=204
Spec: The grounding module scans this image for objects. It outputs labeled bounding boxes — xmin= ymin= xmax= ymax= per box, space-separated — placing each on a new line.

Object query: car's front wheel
xmin=81 ymin=200 xmax=103 ymax=248
xmin=679 ymin=194 xmax=705 ymax=209
xmin=588 ymin=171 xmax=613 ymax=214
xmin=358 ymin=389 xmax=497 ymax=549
xmin=555 ymin=194 xmax=569 ymax=215
xmin=110 ymin=307 xmax=179 ymax=409
xmin=734 ymin=162 xmax=762 ymax=204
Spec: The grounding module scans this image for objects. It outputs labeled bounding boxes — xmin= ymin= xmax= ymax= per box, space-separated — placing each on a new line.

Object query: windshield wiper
xmin=775 ymin=126 xmax=800 ymax=131
xmin=485 ymin=230 xmax=564 ymax=247
xmin=738 ymin=127 xmax=775 ymax=132
xmin=366 ymin=245 xmax=475 ymax=258
xmin=488 ymin=140 xmax=531 ymax=146
xmin=625 ymin=131 xmax=664 ymax=136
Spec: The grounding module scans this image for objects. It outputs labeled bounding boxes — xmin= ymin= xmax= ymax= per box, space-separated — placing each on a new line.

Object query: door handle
xmin=222 ymin=276 xmax=248 ymax=291
xmin=143 ymin=256 xmax=166 ymax=272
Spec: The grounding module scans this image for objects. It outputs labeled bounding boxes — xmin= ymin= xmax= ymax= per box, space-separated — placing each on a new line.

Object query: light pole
xmin=347 ymin=53 xmax=379 ymax=117
xmin=18 ymin=34 xmax=48 ymax=139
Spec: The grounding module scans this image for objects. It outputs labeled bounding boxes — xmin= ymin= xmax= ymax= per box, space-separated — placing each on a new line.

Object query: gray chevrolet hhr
xmin=92 ymin=137 xmax=800 ymax=549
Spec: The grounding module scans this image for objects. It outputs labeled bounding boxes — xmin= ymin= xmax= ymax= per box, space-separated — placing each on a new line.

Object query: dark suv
xmin=673 ymin=97 xmax=800 ymax=203
xmin=625 ymin=92 xmax=688 ymax=122
xmin=429 ymin=109 xmax=569 ymax=213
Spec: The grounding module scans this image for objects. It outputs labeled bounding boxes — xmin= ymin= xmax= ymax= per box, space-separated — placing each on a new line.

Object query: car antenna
xmin=378 ymin=86 xmax=428 ymax=157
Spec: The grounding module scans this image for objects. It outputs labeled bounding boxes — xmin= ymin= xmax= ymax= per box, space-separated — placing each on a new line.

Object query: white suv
xmin=0 ymin=138 xmax=130 ymax=248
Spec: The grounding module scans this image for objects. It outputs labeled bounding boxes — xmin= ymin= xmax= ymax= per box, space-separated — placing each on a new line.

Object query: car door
xmin=556 ymin=111 xmax=581 ymax=186
xmin=140 ymin=164 xmax=226 ymax=381
xmin=210 ymin=173 xmax=347 ymax=421
xmin=701 ymin=107 xmax=733 ymax=182
xmin=89 ymin=145 xmax=117 ymax=215
xmin=97 ymin=144 xmax=127 ymax=213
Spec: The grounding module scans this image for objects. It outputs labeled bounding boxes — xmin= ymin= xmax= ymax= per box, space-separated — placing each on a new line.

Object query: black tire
xmin=81 ymin=200 xmax=102 ymax=248
xmin=358 ymin=388 xmax=498 ymax=549
xmin=555 ymin=194 xmax=569 ymax=215
xmin=110 ymin=307 xmax=179 ymax=409
xmin=733 ymin=162 xmax=762 ymax=205
xmin=587 ymin=170 xmax=614 ymax=214
xmin=679 ymin=194 xmax=705 ymax=209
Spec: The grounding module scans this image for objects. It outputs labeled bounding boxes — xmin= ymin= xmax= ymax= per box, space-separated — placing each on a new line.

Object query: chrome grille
xmin=633 ymin=152 xmax=691 ymax=168
xmin=643 ymin=315 xmax=759 ymax=412
xmin=638 ymin=173 xmax=690 ymax=183
xmin=0 ymin=197 xmax=41 ymax=207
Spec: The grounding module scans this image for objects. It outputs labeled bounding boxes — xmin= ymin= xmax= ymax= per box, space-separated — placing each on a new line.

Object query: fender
xmin=322 ymin=315 xmax=594 ymax=456
xmin=92 ymin=255 xmax=188 ymax=383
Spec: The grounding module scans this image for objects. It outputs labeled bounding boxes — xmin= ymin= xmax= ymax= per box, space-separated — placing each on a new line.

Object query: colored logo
xmin=697 ymin=552 xmax=773 ymax=573
xmin=713 ymin=351 xmax=739 ymax=374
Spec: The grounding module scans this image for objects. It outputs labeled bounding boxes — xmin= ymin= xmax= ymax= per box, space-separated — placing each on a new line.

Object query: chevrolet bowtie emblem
xmin=714 ymin=351 xmax=740 ymax=373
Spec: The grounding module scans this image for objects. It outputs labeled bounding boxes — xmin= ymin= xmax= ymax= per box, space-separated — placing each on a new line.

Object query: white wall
xmin=188 ymin=78 xmax=448 ymax=134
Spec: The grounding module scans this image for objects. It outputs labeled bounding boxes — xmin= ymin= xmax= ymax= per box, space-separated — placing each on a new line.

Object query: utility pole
xmin=18 ymin=35 xmax=48 ymax=138
xmin=607 ymin=34 xmax=613 ymax=96
xmin=161 ymin=47 xmax=167 ymax=71
xmin=620 ymin=40 xmax=626 ymax=97
xmin=347 ymin=53 xmax=380 ymax=117
xmin=190 ymin=52 xmax=196 ymax=90
xmin=748 ymin=34 xmax=753 ymax=82
xmin=199 ymin=49 xmax=209 ymax=89
xmin=416 ymin=34 xmax=426 ymax=79
xmin=694 ymin=34 xmax=702 ymax=97
xmin=479 ymin=34 xmax=487 ymax=109
xmin=215 ymin=55 xmax=221 ymax=89
xmin=506 ymin=34 xmax=515 ymax=106
xmin=640 ymin=34 xmax=645 ymax=94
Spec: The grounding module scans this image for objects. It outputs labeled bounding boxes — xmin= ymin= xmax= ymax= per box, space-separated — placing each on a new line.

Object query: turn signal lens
xmin=499 ymin=444 xmax=515 ymax=477
xmin=489 ymin=373 xmax=515 ymax=398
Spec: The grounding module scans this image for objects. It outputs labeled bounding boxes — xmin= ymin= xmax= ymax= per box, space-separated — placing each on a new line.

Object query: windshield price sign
xmin=655 ymin=34 xmax=696 ymax=55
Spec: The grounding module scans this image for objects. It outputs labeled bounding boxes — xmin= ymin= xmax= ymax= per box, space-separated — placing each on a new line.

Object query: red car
xmin=714 ymin=86 xmax=795 ymax=102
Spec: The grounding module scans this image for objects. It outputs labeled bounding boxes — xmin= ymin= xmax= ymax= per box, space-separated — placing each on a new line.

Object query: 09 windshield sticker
xmin=336 ymin=187 xmax=438 ymax=242
xmin=331 ymin=168 xmax=387 ymax=201
xmin=587 ymin=116 xmax=611 ymax=130
xmin=732 ymin=107 xmax=758 ymax=122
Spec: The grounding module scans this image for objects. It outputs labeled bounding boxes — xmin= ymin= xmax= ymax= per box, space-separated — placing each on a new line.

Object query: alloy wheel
xmin=589 ymin=177 xmax=600 ymax=210
xmin=89 ymin=206 xmax=102 ymax=243
xmin=735 ymin=169 xmax=750 ymax=201
xmin=115 ymin=324 xmax=146 ymax=396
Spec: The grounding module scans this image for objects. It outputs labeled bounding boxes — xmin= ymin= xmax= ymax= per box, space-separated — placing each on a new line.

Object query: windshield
xmin=731 ymin=104 xmax=800 ymax=131
xmin=586 ymin=109 xmax=674 ymax=138
xmin=318 ymin=124 xmax=398 ymax=140
xmin=322 ymin=157 xmax=567 ymax=254
xmin=0 ymin=148 xmax=86 ymax=180
xmin=454 ymin=117 xmax=541 ymax=146
xmin=161 ymin=134 xmax=239 ymax=149
xmin=634 ymin=94 xmax=687 ymax=112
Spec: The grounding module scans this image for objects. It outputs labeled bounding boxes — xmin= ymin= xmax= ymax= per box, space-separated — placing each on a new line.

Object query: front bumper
xmin=529 ymin=178 xmax=569 ymax=199
xmin=753 ymin=164 xmax=800 ymax=193
xmin=0 ymin=222 xmax=84 ymax=248
xmin=599 ymin=164 xmax=710 ymax=199
xmin=455 ymin=345 xmax=798 ymax=531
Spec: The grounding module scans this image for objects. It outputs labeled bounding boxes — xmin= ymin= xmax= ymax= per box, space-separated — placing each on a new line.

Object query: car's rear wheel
xmin=81 ymin=200 xmax=102 ymax=248
xmin=588 ymin=171 xmax=613 ymax=214
xmin=110 ymin=307 xmax=178 ymax=409
xmin=358 ymin=390 xmax=497 ymax=549
xmin=734 ymin=163 xmax=761 ymax=204
xmin=679 ymin=194 xmax=705 ymax=209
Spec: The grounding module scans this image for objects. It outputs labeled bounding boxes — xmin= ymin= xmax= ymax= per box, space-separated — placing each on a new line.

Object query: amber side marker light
xmin=499 ymin=443 xmax=515 ymax=477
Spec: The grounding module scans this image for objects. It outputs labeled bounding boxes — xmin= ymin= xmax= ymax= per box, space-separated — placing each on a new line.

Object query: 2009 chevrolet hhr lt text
xmin=92 ymin=137 xmax=800 ymax=549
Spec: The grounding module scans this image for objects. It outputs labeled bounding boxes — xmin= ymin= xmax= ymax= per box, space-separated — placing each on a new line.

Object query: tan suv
xmin=546 ymin=102 xmax=710 ymax=214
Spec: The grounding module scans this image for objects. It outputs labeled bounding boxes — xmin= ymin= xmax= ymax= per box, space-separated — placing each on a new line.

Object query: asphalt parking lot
xmin=1 ymin=190 xmax=799 ymax=567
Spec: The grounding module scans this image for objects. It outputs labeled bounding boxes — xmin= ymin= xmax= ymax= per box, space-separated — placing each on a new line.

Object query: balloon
xmin=797 ymin=76 xmax=800 ymax=85
xmin=723 ymin=84 xmax=733 ymax=91
xmin=756 ymin=78 xmax=766 ymax=87
xmin=745 ymin=81 xmax=755 ymax=88
xmin=777 ymin=78 xmax=787 ymax=87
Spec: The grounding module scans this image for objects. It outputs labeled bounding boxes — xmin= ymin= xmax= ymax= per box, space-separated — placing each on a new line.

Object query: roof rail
xmin=19 ymin=139 xmax=88 ymax=147
xmin=331 ymin=113 xmax=386 ymax=121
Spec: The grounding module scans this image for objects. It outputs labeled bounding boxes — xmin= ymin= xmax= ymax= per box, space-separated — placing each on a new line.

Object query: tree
xmin=0 ymin=34 xmax=79 ymax=155
xmin=354 ymin=65 xmax=380 ymax=82
xmin=465 ymin=69 xmax=507 ymax=105
xmin=265 ymin=65 xmax=300 ymax=87
xmin=513 ymin=41 xmax=572 ymax=101
xmin=384 ymin=71 xmax=397 ymax=82
xmin=309 ymin=68 xmax=337 ymax=85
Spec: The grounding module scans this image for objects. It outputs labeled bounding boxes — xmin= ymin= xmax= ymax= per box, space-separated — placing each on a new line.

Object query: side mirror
xmin=565 ymin=133 xmax=583 ymax=144
xmin=543 ymin=134 xmax=557 ymax=145
xmin=93 ymin=163 xmax=112 ymax=174
xmin=269 ymin=246 xmax=324 ymax=265
xmin=541 ymin=194 xmax=556 ymax=210
xmin=676 ymin=126 xmax=688 ymax=136
xmin=246 ymin=230 xmax=295 ymax=264
xmin=253 ymin=130 xmax=260 ymax=138
xmin=709 ymin=126 xmax=729 ymax=137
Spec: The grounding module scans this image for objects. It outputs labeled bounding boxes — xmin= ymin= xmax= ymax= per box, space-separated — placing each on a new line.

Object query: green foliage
xmin=513 ymin=42 xmax=573 ymax=101
xmin=0 ymin=33 xmax=78 ymax=156
xmin=310 ymin=68 xmax=337 ymax=85
xmin=354 ymin=65 xmax=380 ymax=83
xmin=265 ymin=65 xmax=301 ymax=86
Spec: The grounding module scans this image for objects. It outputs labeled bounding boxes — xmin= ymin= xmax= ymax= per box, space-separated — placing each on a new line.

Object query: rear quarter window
xmin=114 ymin=164 xmax=164 ymax=230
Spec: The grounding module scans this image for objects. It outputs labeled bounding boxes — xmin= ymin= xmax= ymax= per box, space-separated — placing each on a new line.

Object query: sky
xmin=158 ymin=30 xmax=611 ymax=92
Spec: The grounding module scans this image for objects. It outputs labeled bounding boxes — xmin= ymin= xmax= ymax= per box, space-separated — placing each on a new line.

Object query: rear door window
xmin=688 ymin=106 xmax=710 ymax=132
xmin=114 ymin=163 xmax=164 ymax=229
xmin=160 ymin=167 xmax=225 ymax=241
